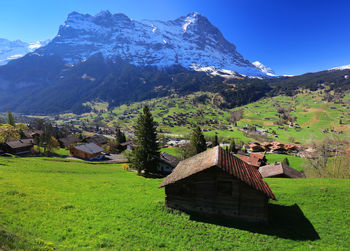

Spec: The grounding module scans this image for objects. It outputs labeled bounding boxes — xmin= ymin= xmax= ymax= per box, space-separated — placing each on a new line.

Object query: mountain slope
xmin=35 ymin=11 xmax=267 ymax=77
xmin=0 ymin=38 xmax=49 ymax=65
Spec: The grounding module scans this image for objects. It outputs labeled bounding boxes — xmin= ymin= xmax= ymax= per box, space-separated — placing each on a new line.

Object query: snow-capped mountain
xmin=252 ymin=61 xmax=276 ymax=77
xmin=0 ymin=38 xmax=50 ymax=65
xmin=328 ymin=64 xmax=350 ymax=71
xmin=34 ymin=11 xmax=272 ymax=77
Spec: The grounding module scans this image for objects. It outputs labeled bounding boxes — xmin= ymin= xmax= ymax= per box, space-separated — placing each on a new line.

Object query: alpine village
xmin=0 ymin=4 xmax=350 ymax=250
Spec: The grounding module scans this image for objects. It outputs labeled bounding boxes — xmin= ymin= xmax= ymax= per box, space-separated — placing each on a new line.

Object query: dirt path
xmin=302 ymin=107 xmax=326 ymax=127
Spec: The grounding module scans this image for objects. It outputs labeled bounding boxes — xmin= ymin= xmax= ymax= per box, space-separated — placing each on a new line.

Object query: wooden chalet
xmin=159 ymin=146 xmax=277 ymax=222
xmin=248 ymin=142 xmax=264 ymax=152
xmin=23 ymin=129 xmax=43 ymax=139
xmin=70 ymin=143 xmax=104 ymax=160
xmin=158 ymin=152 xmax=181 ymax=175
xmin=261 ymin=142 xmax=273 ymax=151
xmin=83 ymin=134 xmax=108 ymax=146
xmin=118 ymin=141 xmax=137 ymax=152
xmin=4 ymin=139 xmax=34 ymax=155
xmin=259 ymin=162 xmax=305 ymax=178
xmin=58 ymin=134 xmax=80 ymax=148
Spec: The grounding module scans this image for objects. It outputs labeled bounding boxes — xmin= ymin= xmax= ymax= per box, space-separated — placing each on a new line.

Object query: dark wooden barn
xmin=70 ymin=143 xmax=104 ymax=160
xmin=4 ymin=139 xmax=34 ymax=155
xmin=259 ymin=162 xmax=305 ymax=178
xmin=159 ymin=146 xmax=277 ymax=222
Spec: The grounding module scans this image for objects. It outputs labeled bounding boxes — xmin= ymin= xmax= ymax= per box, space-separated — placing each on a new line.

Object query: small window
xmin=217 ymin=181 xmax=232 ymax=196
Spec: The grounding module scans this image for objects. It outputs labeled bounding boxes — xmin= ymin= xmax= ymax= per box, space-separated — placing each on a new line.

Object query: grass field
xmin=1 ymin=156 xmax=349 ymax=250
xmin=265 ymin=154 xmax=308 ymax=171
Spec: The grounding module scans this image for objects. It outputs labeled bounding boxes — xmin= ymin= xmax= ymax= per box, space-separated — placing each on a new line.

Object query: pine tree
xmin=190 ymin=126 xmax=207 ymax=154
xmin=213 ymin=134 xmax=219 ymax=147
xmin=7 ymin=110 xmax=15 ymax=126
xmin=116 ymin=128 xmax=126 ymax=144
xmin=229 ymin=138 xmax=236 ymax=153
xmin=133 ymin=106 xmax=159 ymax=175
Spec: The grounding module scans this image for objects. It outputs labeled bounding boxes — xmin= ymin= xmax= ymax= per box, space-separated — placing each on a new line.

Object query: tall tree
xmin=190 ymin=126 xmax=207 ymax=154
xmin=132 ymin=106 xmax=159 ymax=175
xmin=6 ymin=110 xmax=15 ymax=126
xmin=213 ymin=134 xmax=219 ymax=147
xmin=116 ymin=128 xmax=126 ymax=144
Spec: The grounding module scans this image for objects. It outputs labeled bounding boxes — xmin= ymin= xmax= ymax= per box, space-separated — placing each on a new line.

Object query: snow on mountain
xmin=34 ymin=11 xmax=272 ymax=77
xmin=329 ymin=64 xmax=350 ymax=71
xmin=0 ymin=38 xmax=50 ymax=65
xmin=252 ymin=61 xmax=276 ymax=77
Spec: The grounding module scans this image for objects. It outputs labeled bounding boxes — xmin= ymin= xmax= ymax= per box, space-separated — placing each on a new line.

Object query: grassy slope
xmin=0 ymin=157 xmax=349 ymax=250
xmin=55 ymin=91 xmax=350 ymax=146
xmin=236 ymin=91 xmax=350 ymax=144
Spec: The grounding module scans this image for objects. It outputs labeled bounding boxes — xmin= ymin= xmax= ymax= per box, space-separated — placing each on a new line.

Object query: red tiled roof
xmin=159 ymin=146 xmax=277 ymax=200
xmin=239 ymin=155 xmax=261 ymax=168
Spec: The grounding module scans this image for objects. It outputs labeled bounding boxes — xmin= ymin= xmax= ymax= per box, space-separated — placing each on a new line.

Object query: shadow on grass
xmin=189 ymin=203 xmax=320 ymax=241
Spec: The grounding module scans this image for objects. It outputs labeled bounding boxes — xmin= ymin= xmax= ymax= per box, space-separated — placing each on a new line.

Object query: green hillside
xmin=0 ymin=156 xmax=349 ymax=250
xmin=55 ymin=90 xmax=350 ymax=145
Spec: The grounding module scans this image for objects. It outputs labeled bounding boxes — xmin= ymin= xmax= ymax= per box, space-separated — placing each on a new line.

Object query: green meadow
xmin=1 ymin=156 xmax=349 ymax=250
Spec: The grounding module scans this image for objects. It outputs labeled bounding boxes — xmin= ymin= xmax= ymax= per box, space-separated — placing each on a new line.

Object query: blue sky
xmin=1 ymin=0 xmax=350 ymax=75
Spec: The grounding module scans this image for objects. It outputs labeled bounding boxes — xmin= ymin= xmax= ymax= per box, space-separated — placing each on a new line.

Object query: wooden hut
xmin=159 ymin=146 xmax=277 ymax=222
xmin=4 ymin=139 xmax=34 ymax=155
xmin=70 ymin=143 xmax=104 ymax=160
xmin=259 ymin=162 xmax=305 ymax=178
xmin=157 ymin=152 xmax=181 ymax=175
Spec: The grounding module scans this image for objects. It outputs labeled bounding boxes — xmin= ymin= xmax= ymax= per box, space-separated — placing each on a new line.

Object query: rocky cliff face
xmin=35 ymin=11 xmax=269 ymax=77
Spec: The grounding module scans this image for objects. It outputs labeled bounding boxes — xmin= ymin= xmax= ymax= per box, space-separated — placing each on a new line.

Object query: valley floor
xmin=0 ymin=157 xmax=349 ymax=250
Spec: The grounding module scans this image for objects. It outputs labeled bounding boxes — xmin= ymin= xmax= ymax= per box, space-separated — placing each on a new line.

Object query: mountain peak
xmin=95 ymin=10 xmax=112 ymax=17
xmin=34 ymin=11 xmax=271 ymax=77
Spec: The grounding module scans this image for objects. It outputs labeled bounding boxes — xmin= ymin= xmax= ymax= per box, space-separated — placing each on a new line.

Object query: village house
xmin=261 ymin=142 xmax=273 ymax=151
xmin=3 ymin=139 xmax=34 ymax=155
xmin=259 ymin=162 xmax=305 ymax=178
xmin=70 ymin=143 xmax=104 ymax=160
xmin=239 ymin=152 xmax=267 ymax=169
xmin=118 ymin=141 xmax=137 ymax=152
xmin=58 ymin=134 xmax=80 ymax=148
xmin=159 ymin=146 xmax=277 ymax=222
xmin=83 ymin=134 xmax=108 ymax=146
xmin=23 ymin=129 xmax=43 ymax=139
xmin=157 ymin=152 xmax=181 ymax=175
xmin=248 ymin=142 xmax=265 ymax=152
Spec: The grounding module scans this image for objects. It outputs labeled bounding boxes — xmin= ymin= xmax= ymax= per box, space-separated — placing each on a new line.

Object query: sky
xmin=1 ymin=0 xmax=350 ymax=75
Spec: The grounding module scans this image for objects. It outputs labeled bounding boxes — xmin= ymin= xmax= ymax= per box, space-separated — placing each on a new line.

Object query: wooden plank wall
xmin=165 ymin=167 xmax=268 ymax=222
